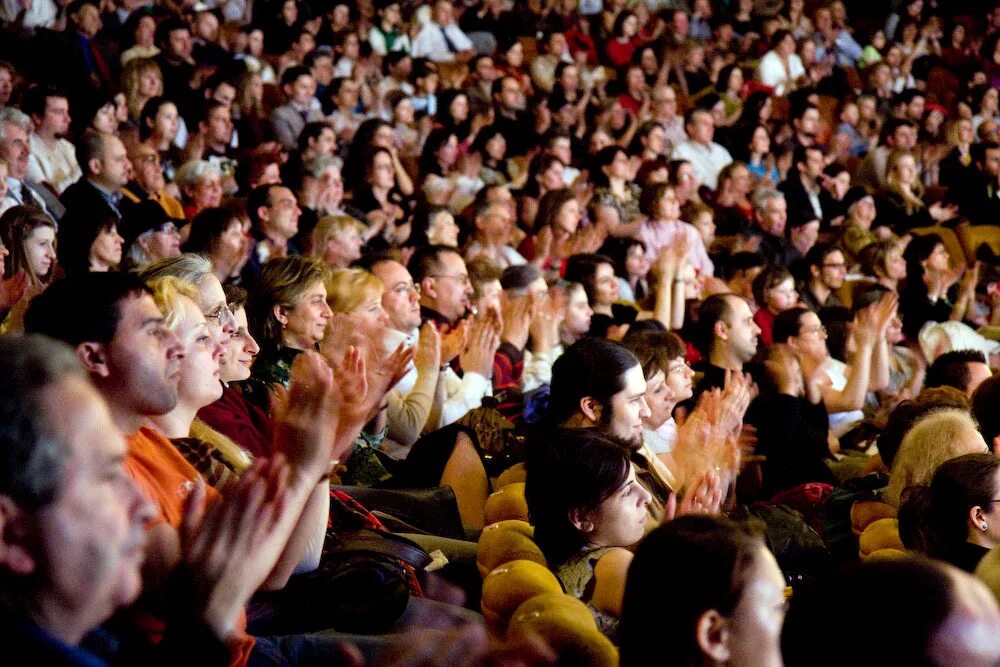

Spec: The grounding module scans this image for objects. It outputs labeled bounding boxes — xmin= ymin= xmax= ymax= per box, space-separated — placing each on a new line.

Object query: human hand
xmin=929 ymin=201 xmax=958 ymax=222
xmin=671 ymin=468 xmax=723 ymax=519
xmin=440 ymin=319 xmax=470 ymax=364
xmin=273 ymin=351 xmax=339 ymax=477
xmin=414 ymin=321 xmax=442 ymax=374
xmin=459 ymin=311 xmax=501 ymax=377
xmin=500 ymin=292 xmax=533 ymax=351
xmin=529 ymin=290 xmax=562 ymax=354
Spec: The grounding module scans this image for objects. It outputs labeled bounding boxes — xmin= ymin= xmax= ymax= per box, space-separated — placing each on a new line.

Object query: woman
xmin=939 ymin=117 xmax=976 ymax=191
xmin=182 ymin=204 xmax=251 ymax=283
xmin=607 ymin=238 xmax=650 ymax=305
xmin=245 ymin=255 xmax=332 ymax=410
xmin=861 ymin=239 xmax=907 ymax=294
xmin=620 ymin=515 xmax=785 ymax=667
xmin=232 ymin=69 xmax=268 ymax=148
xmin=435 ymin=89 xmax=473 ymax=148
xmin=900 ymin=453 xmax=1000 ymax=572
xmin=737 ymin=124 xmax=780 ymax=187
xmin=591 ymin=145 xmax=642 ymax=237
xmin=474 ymin=125 xmax=517 ymax=187
xmin=518 ymin=152 xmax=567 ymax=233
xmin=528 ymin=188 xmax=585 ymax=274
xmin=351 ymin=146 xmax=410 ymax=232
xmin=409 ymin=205 xmax=460 ymax=249
xmin=174 ymin=160 xmax=224 ymax=221
xmin=756 ymin=29 xmax=805 ymax=97
xmin=343 ymin=118 xmax=414 ymax=199
xmin=876 ymin=149 xmax=956 ymax=232
xmin=780 ymin=0 xmax=813 ymax=38
xmin=711 ymin=162 xmax=754 ymax=236
xmin=525 ymin=428 xmax=653 ymax=641
xmin=123 ymin=57 xmax=163 ymax=125
xmin=309 ymin=215 xmax=365 ymax=269
xmin=623 ymin=330 xmax=693 ymax=457
xmin=899 ymin=233 xmax=975 ymax=340
xmin=636 ymin=183 xmax=713 ymax=276
xmin=0 ymin=205 xmax=57 ymax=293
xmin=56 ymin=210 xmax=124 ymax=275
xmin=605 ymin=11 xmax=643 ymax=68
xmin=752 ymin=265 xmax=798 ymax=347
xmin=564 ymin=253 xmax=619 ymax=318
xmin=714 ymin=64 xmax=744 ymax=124
xmin=138 ymin=97 xmax=182 ymax=180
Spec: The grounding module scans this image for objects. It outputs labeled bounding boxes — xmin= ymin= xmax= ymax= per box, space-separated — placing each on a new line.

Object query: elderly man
xmin=671 ymin=108 xmax=732 ymax=190
xmin=0 ymin=107 xmax=64 ymax=220
xmin=411 ymin=0 xmax=475 ymax=64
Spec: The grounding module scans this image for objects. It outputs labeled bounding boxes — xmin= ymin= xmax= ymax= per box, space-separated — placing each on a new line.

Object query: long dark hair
xmin=525 ymin=427 xmax=631 ymax=566
xmin=547 ymin=337 xmax=639 ymax=426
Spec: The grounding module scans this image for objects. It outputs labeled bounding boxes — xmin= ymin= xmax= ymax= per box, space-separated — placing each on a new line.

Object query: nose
xmin=245 ymin=331 xmax=261 ymax=356
xmin=165 ymin=329 xmax=184 ymax=361
xmin=212 ymin=337 xmax=226 ymax=360
xmin=638 ymin=396 xmax=652 ymax=420
xmin=637 ymin=482 xmax=653 ymax=507
xmin=321 ymin=301 xmax=333 ymax=319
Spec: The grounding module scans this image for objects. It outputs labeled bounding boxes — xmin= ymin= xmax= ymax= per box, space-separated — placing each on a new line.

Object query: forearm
xmin=262 ymin=480 xmax=329 ymax=589
xmin=386 ymin=368 xmax=438 ymax=446
xmin=870 ymin=337 xmax=890 ymax=391
xmin=827 ymin=346 xmax=873 ymax=412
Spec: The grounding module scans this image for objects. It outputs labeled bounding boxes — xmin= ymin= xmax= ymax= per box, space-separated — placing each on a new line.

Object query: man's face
xmin=128 ymin=146 xmax=165 ymax=192
xmin=337 ymin=80 xmax=359 ymax=109
xmin=982 ymin=147 xmax=1000 ymax=179
xmin=498 ymin=78 xmax=525 ymax=112
xmin=965 ymin=362 xmax=992 ymax=396
xmin=604 ymin=364 xmax=652 ymax=447
xmin=891 ymin=124 xmax=917 ymax=150
xmin=309 ymin=127 xmax=336 ymax=157
xmin=687 ymin=111 xmax=714 ymax=144
xmin=28 ymin=376 xmax=155 ymax=639
xmin=421 ymin=251 xmax=472 ymax=323
xmin=800 ymin=148 xmax=824 ymax=180
xmin=796 ymin=108 xmax=820 ymax=138
xmin=40 ymin=96 xmax=71 ymax=136
xmin=907 ymin=95 xmax=926 ymax=122
xmin=167 ymin=28 xmax=192 ymax=60
xmin=373 ymin=260 xmax=423 ymax=332
xmin=263 ymin=186 xmax=301 ymax=239
xmin=433 ymin=0 xmax=453 ymax=26
xmin=101 ymin=294 xmax=183 ymax=419
xmin=95 ymin=136 xmax=131 ymax=190
xmin=1 ymin=121 xmax=30 ymax=179
xmin=311 ymin=55 xmax=335 ymax=86
xmin=288 ymin=74 xmax=316 ymax=106
xmin=203 ymin=106 xmax=232 ymax=145
xmin=211 ymin=82 xmax=236 ymax=109
xmin=720 ymin=296 xmax=760 ymax=363
xmin=758 ymin=196 xmax=787 ymax=236
xmin=818 ymin=250 xmax=846 ymax=289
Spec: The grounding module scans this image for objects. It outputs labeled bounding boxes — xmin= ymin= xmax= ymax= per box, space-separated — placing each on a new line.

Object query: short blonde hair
xmin=146 ymin=275 xmax=200 ymax=330
xmin=325 ymin=267 xmax=383 ymax=314
xmin=310 ymin=214 xmax=363 ymax=256
xmin=886 ymin=409 xmax=986 ymax=507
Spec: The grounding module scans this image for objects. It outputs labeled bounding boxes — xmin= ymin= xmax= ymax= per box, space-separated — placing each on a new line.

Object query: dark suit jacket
xmin=60 ymin=178 xmax=120 ymax=221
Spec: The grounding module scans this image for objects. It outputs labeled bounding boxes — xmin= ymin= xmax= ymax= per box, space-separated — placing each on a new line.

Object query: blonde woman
xmin=122 ymin=57 xmax=163 ymax=125
xmin=309 ymin=215 xmax=365 ymax=269
xmin=875 ymin=149 xmax=956 ymax=231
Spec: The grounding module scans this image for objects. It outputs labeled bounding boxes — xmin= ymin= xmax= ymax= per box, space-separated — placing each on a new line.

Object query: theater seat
xmin=481 ymin=559 xmax=563 ymax=631
xmin=476 ymin=519 xmax=546 ymax=578
xmin=484 ymin=482 xmax=529 ymax=524
xmin=508 ymin=593 xmax=619 ymax=666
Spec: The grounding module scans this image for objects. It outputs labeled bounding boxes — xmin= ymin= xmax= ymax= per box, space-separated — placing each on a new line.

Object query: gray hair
xmin=0 ymin=107 xmax=31 ymax=143
xmin=0 ymin=335 xmax=85 ymax=508
xmin=138 ymin=253 xmax=215 ymax=294
xmin=303 ymin=155 xmax=343 ymax=180
xmin=752 ymin=188 xmax=785 ymax=215
xmin=174 ymin=160 xmax=222 ymax=188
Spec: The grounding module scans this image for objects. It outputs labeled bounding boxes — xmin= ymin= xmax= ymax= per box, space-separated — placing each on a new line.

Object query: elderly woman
xmin=175 ymin=160 xmax=224 ymax=221
xmin=308 ymin=214 xmax=365 ymax=269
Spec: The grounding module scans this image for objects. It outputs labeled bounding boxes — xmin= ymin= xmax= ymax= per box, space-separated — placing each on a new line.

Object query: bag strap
xmin=335 ymin=529 xmax=433 ymax=570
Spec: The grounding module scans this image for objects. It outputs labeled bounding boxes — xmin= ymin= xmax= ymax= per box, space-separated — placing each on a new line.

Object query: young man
xmin=60 ymin=130 xmax=131 ymax=221
xmin=24 ymin=84 xmax=81 ymax=194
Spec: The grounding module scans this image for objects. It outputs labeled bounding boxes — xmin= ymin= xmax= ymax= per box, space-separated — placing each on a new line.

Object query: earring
xmin=983 ymin=523 xmax=990 ymax=531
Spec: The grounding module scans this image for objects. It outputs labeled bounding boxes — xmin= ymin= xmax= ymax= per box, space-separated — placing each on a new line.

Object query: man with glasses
xmin=119 ymin=199 xmax=183 ymax=271
xmin=120 ymin=135 xmax=186 ymax=219
xmin=799 ymin=242 xmax=847 ymax=312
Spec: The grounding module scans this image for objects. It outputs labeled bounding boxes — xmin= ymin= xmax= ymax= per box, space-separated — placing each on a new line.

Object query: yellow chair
xmin=908 ymin=226 xmax=967 ymax=268
xmin=484 ymin=482 xmax=529 ymax=525
xmin=508 ymin=593 xmax=619 ymax=666
xmin=481 ymin=559 xmax=563 ymax=631
xmin=960 ymin=225 xmax=1000 ymax=265
xmin=476 ymin=519 xmax=546 ymax=578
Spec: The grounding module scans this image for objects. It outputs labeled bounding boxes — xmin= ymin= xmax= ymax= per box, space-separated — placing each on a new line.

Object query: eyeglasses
xmin=801 ymin=324 xmax=827 ymax=336
xmin=392 ymin=282 xmax=421 ymax=297
xmin=156 ymin=222 xmax=178 ymax=235
xmin=430 ymin=273 xmax=471 ymax=286
xmin=668 ymin=361 xmax=691 ymax=374
xmin=205 ymin=304 xmax=237 ymax=330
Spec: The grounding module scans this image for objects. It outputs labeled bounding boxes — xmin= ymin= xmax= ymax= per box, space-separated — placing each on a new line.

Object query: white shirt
xmin=756 ymin=50 xmax=806 ymax=97
xmin=822 ymin=357 xmax=865 ymax=438
xmin=0 ymin=0 xmax=56 ymax=28
xmin=411 ymin=20 xmax=472 ymax=63
xmin=522 ymin=343 xmax=564 ymax=393
xmin=28 ymin=134 xmax=81 ymax=195
xmin=671 ymin=139 xmax=733 ymax=191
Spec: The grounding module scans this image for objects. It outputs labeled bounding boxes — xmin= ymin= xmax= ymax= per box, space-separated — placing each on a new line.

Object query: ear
xmin=273 ymin=304 xmax=289 ymax=327
xmin=0 ymin=496 xmax=38 ymax=577
xmin=992 ymin=435 xmax=1000 ymax=456
xmin=809 ymin=264 xmax=821 ymax=280
xmin=420 ymin=277 xmax=437 ymax=300
xmin=88 ymin=157 xmax=103 ymax=177
xmin=970 ymin=505 xmax=988 ymax=530
xmin=256 ymin=205 xmax=270 ymax=224
xmin=579 ymin=396 xmax=602 ymax=424
xmin=76 ymin=342 xmax=111 ymax=378
xmin=568 ymin=507 xmax=594 ymax=534
xmin=713 ymin=318 xmax=728 ymax=343
xmin=694 ymin=609 xmax=732 ymax=663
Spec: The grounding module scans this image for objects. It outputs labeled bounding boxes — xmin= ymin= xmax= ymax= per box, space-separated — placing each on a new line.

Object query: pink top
xmin=636 ymin=218 xmax=715 ymax=277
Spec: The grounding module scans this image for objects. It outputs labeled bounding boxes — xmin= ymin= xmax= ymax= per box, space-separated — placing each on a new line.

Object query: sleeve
xmin=437 ymin=368 xmax=491 ymax=427
xmin=522 ymin=348 xmax=553 ymax=393
xmin=270 ymin=107 xmax=298 ymax=150
xmin=449 ymin=24 xmax=473 ymax=50
xmin=368 ymin=26 xmax=388 ymax=55
xmin=386 ymin=365 xmax=439 ymax=447
xmin=492 ymin=342 xmax=524 ymax=396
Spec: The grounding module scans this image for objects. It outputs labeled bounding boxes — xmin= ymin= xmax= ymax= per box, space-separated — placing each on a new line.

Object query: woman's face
xmin=582 ymin=462 xmax=652 ymax=548
xmin=449 ymin=94 xmax=469 ymax=123
xmin=642 ymin=370 xmax=674 ymax=429
xmin=622 ymin=14 xmax=639 ymax=38
xmin=174 ymin=296 xmax=226 ymax=408
xmin=26 ymin=225 xmax=56 ymax=279
xmin=321 ymin=164 xmax=344 ymax=206
xmin=666 ymin=355 xmax=694 ymax=404
xmin=281 ymin=0 xmax=298 ymax=25
xmin=505 ymin=41 xmax=524 ymax=68
xmin=605 ymin=150 xmax=630 ymax=181
xmin=281 ymin=280 xmax=333 ymax=349
xmin=193 ymin=174 xmax=224 ymax=210
xmin=555 ymin=198 xmax=581 ymax=237
xmin=215 ymin=219 xmax=247 ymax=265
xmin=153 ymin=103 xmax=179 ymax=141
xmin=485 ymin=133 xmax=506 ymax=160
xmin=720 ymin=546 xmax=787 ymax=667
xmin=959 ymin=119 xmax=975 ymax=145
xmin=541 ymin=159 xmax=566 ymax=191
xmin=728 ymin=67 xmax=744 ymax=92
xmin=593 ymin=262 xmax=619 ymax=306
xmin=563 ymin=286 xmax=593 ymax=337
xmin=369 ymin=151 xmax=396 ymax=190
xmin=93 ymin=103 xmax=117 ymax=134
xmin=394 ymin=98 xmax=415 ymax=124
xmin=135 ymin=15 xmax=155 ymax=46
xmin=894 ymin=155 xmax=917 ymax=186
xmin=884 ymin=246 xmax=907 ymax=280
xmin=765 ymin=277 xmax=798 ymax=314
xmin=901 ymin=22 xmax=918 ymax=44
xmin=657 ymin=186 xmax=681 ymax=221
xmin=751 ymin=126 xmax=770 ymax=154
xmin=351 ymin=293 xmax=390 ymax=330
xmin=220 ymin=306 xmax=260 ymax=383
xmin=589 ymin=129 xmax=613 ymax=153
xmin=675 ymin=163 xmax=698 ymax=198
xmin=247 ymin=28 xmax=264 ymax=56
xmin=625 ymin=243 xmax=649 ymax=279
xmin=985 ymin=88 xmax=1000 ymax=114
xmin=692 ymin=211 xmax=716 ymax=246
xmin=798 ymin=38 xmax=815 ymax=63
xmin=924 ymin=243 xmax=950 ymax=274
xmin=437 ymin=135 xmax=460 ymax=170
xmin=90 ymin=224 xmax=123 ymax=270
xmin=639 ymin=48 xmax=658 ymax=73
xmin=428 ymin=210 xmax=459 ymax=247
xmin=138 ymin=69 xmax=162 ymax=98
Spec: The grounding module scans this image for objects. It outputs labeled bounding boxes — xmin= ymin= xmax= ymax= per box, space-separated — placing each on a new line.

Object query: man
xmin=798 ymin=243 xmax=846 ymax=312
xmin=465 ymin=200 xmax=526 ymax=269
xmin=812 ymin=5 xmax=862 ymax=68
xmin=780 ymin=145 xmax=826 ymax=225
xmin=789 ymin=102 xmax=822 ymax=149
xmin=410 ymin=244 xmax=475 ymax=327
xmin=24 ymin=84 xmax=81 ymax=195
xmin=326 ymin=77 xmax=364 ymax=143
xmin=60 ymin=130 xmax=131 ymax=221
xmin=752 ymin=188 xmax=799 ymax=267
xmin=855 ymin=118 xmax=917 ymax=191
xmin=0 ymin=107 xmax=64 ymax=220
xmin=671 ymin=108 xmax=732 ymax=190
xmin=926 ymin=349 xmax=993 ymax=397
xmin=530 ymin=31 xmax=572 ymax=94
xmin=490 ymin=76 xmax=532 ymax=156
xmin=694 ymin=293 xmax=761 ymax=396
xmin=270 ymin=66 xmax=324 ymax=151
xmin=196 ymin=100 xmax=237 ymax=164
xmin=306 ymin=47 xmax=336 ymax=100
xmin=955 ymin=141 xmax=1000 ymax=227
xmin=411 ymin=0 xmax=474 ymax=64
xmin=650 ymin=84 xmax=686 ymax=148
xmin=120 ymin=136 xmax=186 ymax=219
xmin=245 ymin=183 xmax=302 ymax=278
xmin=154 ymin=18 xmax=195 ymax=111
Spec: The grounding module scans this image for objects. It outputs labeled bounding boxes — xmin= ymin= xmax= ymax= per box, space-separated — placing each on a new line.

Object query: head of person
xmin=0 ymin=335 xmax=155 ymax=646
xmin=558 ymin=281 xmax=593 ymax=344
xmin=137 ymin=253 xmax=238 ymax=343
xmin=309 ymin=214 xmax=363 ymax=269
xmin=621 ymin=515 xmax=783 ymax=667
xmin=182 ymin=204 xmax=249 ymax=274
xmin=723 ymin=251 xmax=766 ymax=300
xmin=534 ymin=188 xmax=580 ymax=242
xmin=466 ymin=258 xmax=503 ymax=315
xmin=904 ymin=232 xmax=949 ymax=290
xmin=639 ymin=183 xmax=681 ymax=222
xmin=218 ymin=284 xmax=259 ymax=384
xmin=419 ymin=127 xmax=460 ymax=177
xmin=75 ymin=130 xmax=131 ymax=192
xmin=174 ymin=160 xmax=224 ymax=213
xmin=473 ymin=200 xmax=515 ymax=245
xmin=408 ymin=245 xmax=472 ymax=323
xmin=280 ymin=65 xmax=316 ymax=107
xmin=926 ymin=350 xmax=992 ymax=397
xmin=0 ymin=203 xmax=56 ymax=288
xmin=123 ymin=135 xmax=166 ymax=193
xmin=56 ymin=210 xmax=123 ymax=275
xmin=696 ymin=293 xmax=760 ymax=365
xmin=621 ymin=330 xmax=691 ymax=430
xmin=782 ymin=557 xmax=1000 ymax=667
xmin=368 ymin=257 xmax=422 ymax=333
xmin=146 ymin=276 xmax=226 ymax=411
xmin=899 ymin=453 xmax=1000 ymax=563
xmin=548 ymin=338 xmax=650 ymax=446
xmin=773 ymin=306 xmax=829 ymax=363
xmin=973 ymin=376 xmax=1000 ymax=452
xmin=120 ymin=200 xmax=182 ymax=271
xmin=564 ymin=253 xmax=619 ymax=309
xmin=862 ymin=239 xmax=906 ymax=282
xmin=752 ymin=265 xmax=797 ymax=315
xmin=325 ymin=267 xmax=388 ymax=330
xmin=23 ymin=273 xmax=184 ymax=425
xmin=23 ymin=84 xmax=71 ymax=138
xmin=409 ymin=204 xmax=460 ymax=248
xmin=685 ymin=108 xmax=715 ymax=146
xmin=0 ymin=107 xmax=32 ymax=180
xmin=886 ymin=409 xmax=989 ymax=507
xmin=805 ymin=243 xmax=846 ymax=290
xmin=137 ymin=97 xmax=178 ymax=143
xmin=248 ymin=184 xmax=301 ymax=242
xmin=248 ymin=256 xmax=331 ymax=355
xmin=525 ymin=428 xmax=650 ymax=567
xmin=752 ymin=189 xmax=787 ymax=237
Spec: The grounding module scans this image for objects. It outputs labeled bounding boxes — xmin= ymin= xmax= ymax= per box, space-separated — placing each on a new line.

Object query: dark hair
xmin=902 ymin=233 xmax=942 ymax=301
xmin=925 ymin=349 xmax=988 ymax=394
xmin=0 ymin=335 xmax=85 ymax=509
xmin=155 ymin=16 xmax=188 ymax=47
xmin=419 ymin=127 xmax=457 ymax=178
xmin=407 ymin=204 xmax=454 ymax=249
xmin=611 ymin=10 xmax=636 ymax=38
xmin=225 ymin=283 xmax=249 ymax=311
xmin=56 ymin=209 xmax=119 ymax=276
xmin=247 ymin=183 xmax=282 ymax=228
xmin=525 ymin=427 xmax=631 ymax=566
xmin=75 ymin=129 xmax=107 ymax=174
xmin=21 ymin=84 xmax=66 ymax=119
xmin=246 ymin=255 xmax=329 ymax=356
xmin=548 ymin=338 xmax=639 ymax=426
xmin=342 ymin=117 xmax=392 ymax=192
xmin=591 ymin=145 xmax=626 ymax=188
xmin=782 ymin=557 xmax=957 ymax=666
xmin=772 ymin=307 xmax=811 ymax=344
xmin=296 ymin=120 xmax=333 ymax=152
xmin=805 ymin=242 xmax=842 ymax=271
xmin=522 ymin=152 xmax=564 ymax=198
xmin=899 ymin=453 xmax=1000 ymax=564
xmin=499 ymin=263 xmax=543 ymax=293
xmin=183 ymin=205 xmax=244 ymax=256
xmin=695 ymin=293 xmax=735 ymax=355
xmin=24 ymin=273 xmax=152 ymax=346
xmin=563 ymin=253 xmax=615 ymax=306
xmin=280 ymin=65 xmax=312 ymax=89
xmin=621 ymin=516 xmax=765 ymax=667
xmin=621 ymin=330 xmax=685 ymax=380
xmin=973 ymin=376 xmax=1000 ymax=445
xmin=407 ymin=243 xmax=460 ymax=283
xmin=639 ymin=182 xmax=674 ymax=219
xmin=752 ymin=265 xmax=794 ymax=308
xmin=533 ymin=187 xmax=576 ymax=235
xmin=138 ymin=96 xmax=174 ymax=142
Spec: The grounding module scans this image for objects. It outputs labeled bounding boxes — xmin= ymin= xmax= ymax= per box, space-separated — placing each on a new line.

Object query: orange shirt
xmin=126 ymin=427 xmax=255 ymax=667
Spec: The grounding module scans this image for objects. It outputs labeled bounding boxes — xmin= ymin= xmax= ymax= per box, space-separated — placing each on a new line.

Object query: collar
xmin=88 ymin=179 xmax=122 ymax=204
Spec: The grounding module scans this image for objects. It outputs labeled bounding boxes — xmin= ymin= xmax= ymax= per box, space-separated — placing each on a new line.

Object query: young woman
xmin=636 ymin=183 xmax=713 ymax=277
xmin=591 ymin=145 xmax=642 ymax=238
xmin=182 ymin=204 xmax=251 ymax=283
xmin=56 ymin=210 xmax=124 ymax=275
xmin=861 ymin=239 xmax=907 ymax=294
xmin=138 ymin=97 xmax=182 ymax=181
xmin=875 ymin=149 xmax=957 ymax=232
xmin=525 ymin=428 xmax=653 ymax=642
xmin=899 ymin=233 xmax=976 ymax=340
xmin=564 ymin=253 xmax=619 ymax=318
xmin=0 ymin=205 xmax=57 ymax=293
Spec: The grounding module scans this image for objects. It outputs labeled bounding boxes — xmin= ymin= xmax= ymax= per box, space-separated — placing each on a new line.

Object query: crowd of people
xmin=7 ymin=0 xmax=1000 ymax=664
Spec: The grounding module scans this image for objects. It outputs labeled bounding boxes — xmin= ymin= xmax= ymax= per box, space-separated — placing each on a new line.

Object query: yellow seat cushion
xmin=508 ymin=593 xmax=619 ymax=666
xmin=477 ymin=519 xmax=545 ymax=578
xmin=859 ymin=517 xmax=904 ymax=559
xmin=484 ymin=482 xmax=529 ymax=524
xmin=481 ymin=559 xmax=563 ymax=631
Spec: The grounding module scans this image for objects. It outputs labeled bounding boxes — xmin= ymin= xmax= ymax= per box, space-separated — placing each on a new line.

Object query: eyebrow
xmin=140 ymin=316 xmax=166 ymax=329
